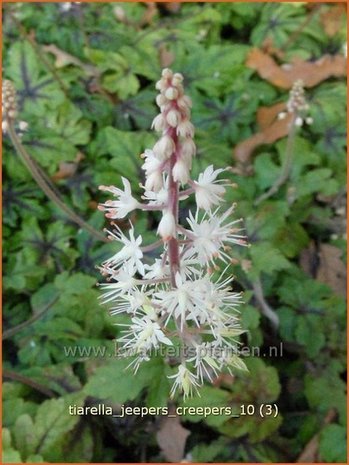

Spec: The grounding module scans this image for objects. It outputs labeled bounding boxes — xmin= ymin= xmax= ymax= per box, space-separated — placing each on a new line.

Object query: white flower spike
xmin=98 ymin=69 xmax=247 ymax=399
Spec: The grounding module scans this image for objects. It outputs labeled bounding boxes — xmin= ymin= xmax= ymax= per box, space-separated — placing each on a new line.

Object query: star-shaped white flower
xmin=184 ymin=207 xmax=247 ymax=264
xmin=168 ymin=363 xmax=200 ymax=400
xmin=99 ymin=177 xmax=139 ymax=219
xmin=154 ymin=273 xmax=206 ymax=329
xmin=193 ymin=165 xmax=228 ymax=210
xmin=119 ymin=315 xmax=172 ymax=353
xmin=103 ymin=224 xmax=145 ymax=276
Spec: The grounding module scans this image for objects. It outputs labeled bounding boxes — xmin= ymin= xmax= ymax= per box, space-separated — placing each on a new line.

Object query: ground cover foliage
xmin=2 ymin=2 xmax=347 ymax=463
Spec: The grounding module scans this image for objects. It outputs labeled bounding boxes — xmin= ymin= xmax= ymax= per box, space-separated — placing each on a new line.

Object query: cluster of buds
xmin=98 ymin=69 xmax=248 ymax=399
xmin=2 ymin=80 xmax=28 ymax=134
xmin=2 ymin=80 xmax=17 ymax=133
xmin=279 ymin=79 xmax=313 ymax=127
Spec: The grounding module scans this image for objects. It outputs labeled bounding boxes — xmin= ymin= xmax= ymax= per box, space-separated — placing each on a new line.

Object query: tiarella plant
xmin=98 ymin=69 xmax=248 ymax=399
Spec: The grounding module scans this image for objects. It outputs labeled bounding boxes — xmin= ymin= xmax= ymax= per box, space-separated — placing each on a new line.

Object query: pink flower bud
xmin=181 ymin=138 xmax=196 ymax=158
xmin=166 ymin=109 xmax=181 ymax=128
xmin=162 ymin=68 xmax=173 ymax=79
xmin=165 ymin=87 xmax=179 ymax=100
xmin=177 ymin=95 xmax=192 ymax=110
xmin=172 ymin=73 xmax=184 ymax=86
xmin=151 ymin=114 xmax=167 ymax=132
xmin=156 ymin=94 xmax=167 ymax=107
xmin=177 ymin=120 xmax=194 ymax=138
xmin=155 ymin=79 xmax=166 ymax=91
xmin=145 ymin=171 xmax=164 ymax=192
xmin=172 ymin=159 xmax=190 ymax=184
xmin=153 ymin=135 xmax=175 ymax=160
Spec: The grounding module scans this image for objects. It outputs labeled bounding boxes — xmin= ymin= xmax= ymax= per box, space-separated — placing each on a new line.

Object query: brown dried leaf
xmin=320 ymin=4 xmax=347 ymax=37
xmin=51 ymin=152 xmax=84 ymax=181
xmin=51 ymin=162 xmax=77 ymax=181
xmin=261 ymin=37 xmax=285 ymax=60
xmin=43 ymin=44 xmax=98 ymax=76
xmin=246 ymin=48 xmax=346 ymax=89
xmin=156 ymin=410 xmax=190 ymax=463
xmin=316 ymin=244 xmax=346 ymax=297
xmin=234 ymin=111 xmax=292 ymax=164
xmin=257 ymin=102 xmax=287 ymax=130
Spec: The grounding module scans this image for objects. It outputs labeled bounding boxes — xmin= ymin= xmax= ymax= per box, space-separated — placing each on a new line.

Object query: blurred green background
xmin=2 ymin=2 xmax=347 ymax=463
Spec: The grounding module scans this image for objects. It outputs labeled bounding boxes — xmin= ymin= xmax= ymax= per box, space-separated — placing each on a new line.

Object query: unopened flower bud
xmin=177 ymin=95 xmax=192 ymax=110
xmin=172 ymin=73 xmax=183 ymax=86
xmin=151 ymin=114 xmax=167 ymax=132
xmin=145 ymin=171 xmax=164 ymax=192
xmin=165 ymin=87 xmax=179 ymax=100
xmin=177 ymin=120 xmax=194 ymax=138
xmin=166 ymin=109 xmax=181 ymax=127
xmin=153 ymin=135 xmax=175 ymax=160
xmin=156 ymin=94 xmax=167 ymax=108
xmin=155 ymin=78 xmax=167 ymax=91
xmin=157 ymin=210 xmax=176 ymax=241
xmin=181 ymin=137 xmax=196 ymax=158
xmin=19 ymin=121 xmax=29 ymax=131
xmin=172 ymin=159 xmax=190 ymax=184
xmin=162 ymin=68 xmax=173 ymax=79
xmin=2 ymin=80 xmax=17 ymax=122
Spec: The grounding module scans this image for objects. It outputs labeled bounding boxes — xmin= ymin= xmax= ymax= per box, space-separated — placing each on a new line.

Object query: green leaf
xmin=95 ymin=127 xmax=155 ymax=183
xmin=3 ymin=397 xmax=37 ymax=429
xmin=60 ymin=422 xmax=94 ymax=463
xmin=46 ymin=100 xmax=91 ymax=146
xmin=2 ymin=449 xmax=22 ymax=464
xmin=13 ymin=393 xmax=86 ymax=462
xmin=241 ymin=305 xmax=261 ymax=330
xmin=146 ymin=359 xmax=171 ymax=407
xmin=55 ymin=272 xmax=96 ymax=295
xmin=251 ymin=4 xmax=305 ymax=47
xmin=178 ymin=386 xmax=231 ymax=427
xmin=84 ymin=357 xmax=165 ymax=404
xmin=273 ymin=223 xmax=309 ymax=258
xmin=295 ymin=315 xmax=325 ymax=358
xmin=305 ymin=374 xmax=346 ymax=425
xmin=2 ymin=428 xmax=22 ymax=463
xmin=14 ymin=414 xmax=36 ymax=459
xmin=6 ymin=41 xmax=65 ymax=117
xmin=191 ymin=438 xmax=227 ymax=462
xmin=254 ymin=153 xmax=280 ymax=190
xmin=247 ymin=200 xmax=289 ymax=240
xmin=103 ymin=72 xmax=139 ymax=99
xmin=319 ymin=424 xmax=347 ymax=463
xmin=249 ymin=242 xmax=290 ymax=277
xmin=295 ymin=168 xmax=338 ymax=198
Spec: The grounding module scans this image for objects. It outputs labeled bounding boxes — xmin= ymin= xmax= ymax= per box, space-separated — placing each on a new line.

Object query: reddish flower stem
xmin=167 ymin=127 xmax=180 ymax=288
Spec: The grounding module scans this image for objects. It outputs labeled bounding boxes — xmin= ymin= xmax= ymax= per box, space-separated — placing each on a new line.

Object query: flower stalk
xmin=98 ymin=69 xmax=248 ymax=399
xmin=254 ymin=79 xmax=311 ymax=206
xmin=2 ymin=80 xmax=107 ymax=243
